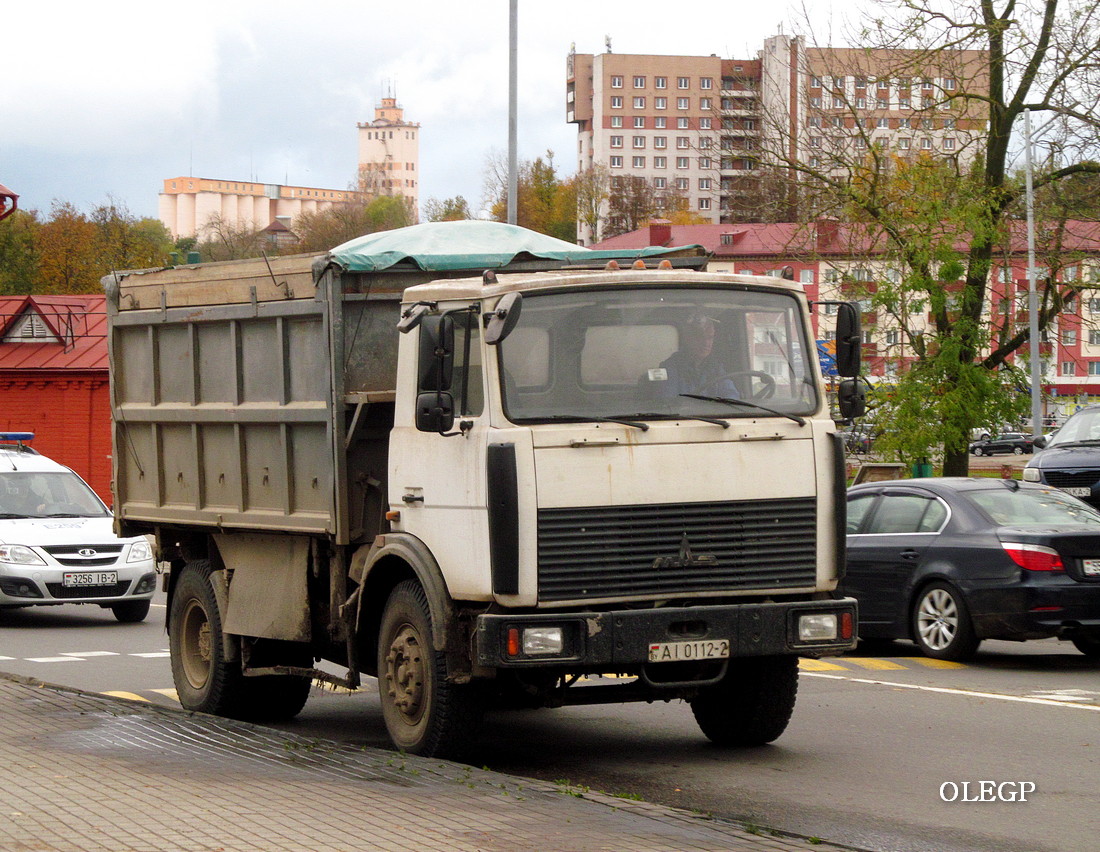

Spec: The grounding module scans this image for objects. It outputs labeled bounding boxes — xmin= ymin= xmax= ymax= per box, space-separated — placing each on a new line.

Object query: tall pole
xmin=507 ymin=0 xmax=518 ymax=225
xmin=1024 ymin=109 xmax=1043 ymax=437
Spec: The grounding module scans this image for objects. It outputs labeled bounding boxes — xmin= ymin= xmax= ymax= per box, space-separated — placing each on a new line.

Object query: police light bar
xmin=0 ymin=433 xmax=35 ymax=442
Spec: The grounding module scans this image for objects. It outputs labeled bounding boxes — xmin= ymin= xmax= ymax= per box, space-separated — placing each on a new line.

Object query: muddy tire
xmin=377 ymin=580 xmax=483 ymax=758
xmin=690 ymin=655 xmax=799 ymax=746
xmin=170 ymin=560 xmax=244 ymax=717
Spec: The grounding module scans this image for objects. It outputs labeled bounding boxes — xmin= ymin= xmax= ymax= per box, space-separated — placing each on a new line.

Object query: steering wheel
xmin=706 ymin=371 xmax=777 ymax=401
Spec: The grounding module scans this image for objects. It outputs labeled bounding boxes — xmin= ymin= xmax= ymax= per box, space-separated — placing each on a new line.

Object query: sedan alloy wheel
xmin=913 ymin=583 xmax=980 ymax=661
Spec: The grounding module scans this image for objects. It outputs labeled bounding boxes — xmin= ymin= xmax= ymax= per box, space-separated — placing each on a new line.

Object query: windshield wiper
xmin=539 ymin=414 xmax=649 ymax=431
xmin=679 ymin=394 xmax=806 ymax=426
xmin=626 ymin=412 xmax=730 ymax=429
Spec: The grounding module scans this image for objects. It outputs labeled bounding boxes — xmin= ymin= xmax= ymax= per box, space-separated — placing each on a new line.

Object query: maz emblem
xmin=651 ymin=533 xmax=717 ymax=570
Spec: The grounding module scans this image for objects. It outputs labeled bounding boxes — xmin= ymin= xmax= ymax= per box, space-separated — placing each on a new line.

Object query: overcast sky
xmin=3 ymin=0 xmax=848 ymax=222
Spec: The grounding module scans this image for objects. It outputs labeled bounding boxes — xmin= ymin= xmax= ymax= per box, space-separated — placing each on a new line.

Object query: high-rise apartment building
xmin=358 ymin=97 xmax=420 ymax=214
xmin=567 ymin=34 xmax=987 ymax=244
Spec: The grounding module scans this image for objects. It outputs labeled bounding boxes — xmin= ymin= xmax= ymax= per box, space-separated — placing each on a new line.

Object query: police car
xmin=0 ymin=433 xmax=156 ymax=622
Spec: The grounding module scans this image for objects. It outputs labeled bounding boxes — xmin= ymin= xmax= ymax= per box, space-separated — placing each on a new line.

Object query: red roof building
xmin=0 ymin=295 xmax=112 ymax=502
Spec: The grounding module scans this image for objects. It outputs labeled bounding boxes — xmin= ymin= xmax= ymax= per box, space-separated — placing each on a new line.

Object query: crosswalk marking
xmin=25 ymin=656 xmax=82 ymax=663
xmin=799 ymin=659 xmax=848 ymax=671
xmin=800 ymin=656 xmax=966 ymax=672
xmin=150 ymin=688 xmax=179 ymax=701
xmin=102 ymin=691 xmax=151 ymax=702
xmin=128 ymin=651 xmax=171 ymax=658
xmin=911 ymin=657 xmax=967 ymax=670
xmin=61 ymin=651 xmax=120 ymax=658
xmin=843 ymin=657 xmax=908 ymax=671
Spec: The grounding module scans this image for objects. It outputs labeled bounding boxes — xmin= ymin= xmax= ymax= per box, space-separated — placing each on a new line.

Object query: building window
xmin=700 ymin=117 xmax=712 ymax=129
xmin=943 ymin=137 xmax=956 ymax=151
xmin=699 ymin=157 xmax=712 ymax=169
xmin=654 ymin=116 xmax=667 ymax=128
xmin=654 ymin=177 xmax=666 ymax=188
xmin=944 ymin=78 xmax=956 ymax=90
xmin=833 ymin=97 xmax=843 ymax=108
xmin=678 ymin=77 xmax=690 ymax=89
xmin=611 ymin=76 xmax=623 ymax=88
xmin=701 ymin=77 xmax=713 ymax=90
xmin=611 ymin=96 xmax=623 ymax=108
xmin=833 ymin=76 xmax=845 ymax=88
xmin=634 ymin=116 xmax=646 ymax=128
xmin=676 ymin=136 xmax=690 ymax=149
xmin=633 ymin=76 xmax=646 ymax=88
xmin=700 ymin=97 xmax=712 ymax=110
xmin=811 ymin=76 xmax=822 ymax=88
xmin=899 ymin=138 xmax=911 ymax=150
xmin=922 ymin=78 xmax=933 ymax=89
xmin=633 ymin=136 xmax=646 ymax=148
xmin=633 ymin=96 xmax=646 ymax=109
xmin=699 ymin=177 xmax=711 ymax=190
xmin=610 ymin=156 xmax=623 ymax=168
xmin=877 ymin=98 xmax=888 ymax=109
xmin=810 ymin=136 xmax=822 ymax=148
xmin=855 ymin=137 xmax=867 ymax=149
xmin=809 ymin=116 xmax=822 ymax=127
xmin=856 ymin=97 xmax=866 ymax=109
xmin=1090 ymin=330 xmax=1100 ymax=346
xmin=655 ymin=97 xmax=667 ymax=110
xmin=699 ymin=198 xmax=711 ymax=210
xmin=654 ymin=136 xmax=667 ymax=149
xmin=677 ymin=97 xmax=690 ymax=110
xmin=1090 ymin=362 xmax=1100 ymax=376
xmin=1061 ymin=362 xmax=1076 ymax=376
xmin=633 ymin=156 xmax=646 ymax=168
xmin=921 ymin=138 xmax=933 ymax=149
xmin=899 ymin=98 xmax=910 ymax=109
xmin=654 ymin=156 xmax=667 ymax=168
xmin=675 ymin=177 xmax=689 ymax=189
xmin=676 ymin=157 xmax=689 ymax=168
xmin=655 ymin=76 xmax=667 ymax=89
xmin=885 ymin=329 xmax=901 ymax=346
xmin=610 ymin=136 xmax=623 ymax=148
xmin=611 ymin=116 xmax=623 ymax=127
xmin=1063 ymin=329 xmax=1078 ymax=345
xmin=799 ymin=269 xmax=814 ymax=284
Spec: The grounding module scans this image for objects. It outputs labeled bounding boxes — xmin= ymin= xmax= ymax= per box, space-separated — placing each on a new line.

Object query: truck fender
xmin=351 ymin=533 xmax=455 ymax=654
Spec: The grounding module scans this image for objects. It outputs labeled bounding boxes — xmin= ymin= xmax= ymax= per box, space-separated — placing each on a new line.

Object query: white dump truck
xmin=104 ymin=221 xmax=864 ymax=757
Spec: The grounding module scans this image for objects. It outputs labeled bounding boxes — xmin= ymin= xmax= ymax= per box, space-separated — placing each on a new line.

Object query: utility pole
xmin=507 ymin=0 xmax=518 ymax=225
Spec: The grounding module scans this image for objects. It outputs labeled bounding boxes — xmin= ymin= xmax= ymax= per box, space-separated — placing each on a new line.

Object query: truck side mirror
xmin=835 ymin=302 xmax=862 ymax=377
xmin=415 ymin=391 xmax=455 ymax=434
xmin=484 ymin=292 xmax=522 ymax=345
xmin=418 ymin=315 xmax=454 ymax=391
xmin=837 ymin=377 xmax=867 ymax=422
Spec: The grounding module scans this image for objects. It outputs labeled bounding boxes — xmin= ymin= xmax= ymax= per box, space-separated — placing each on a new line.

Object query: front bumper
xmin=0 ymin=564 xmax=158 ymax=606
xmin=475 ymin=598 xmax=858 ymax=668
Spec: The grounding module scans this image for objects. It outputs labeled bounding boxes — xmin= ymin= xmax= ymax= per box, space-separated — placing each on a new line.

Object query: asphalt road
xmin=2 ymin=590 xmax=1097 ymax=852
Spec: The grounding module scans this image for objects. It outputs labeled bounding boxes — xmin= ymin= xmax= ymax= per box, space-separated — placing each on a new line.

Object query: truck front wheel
xmin=690 ymin=655 xmax=799 ymax=746
xmin=377 ymin=580 xmax=483 ymax=758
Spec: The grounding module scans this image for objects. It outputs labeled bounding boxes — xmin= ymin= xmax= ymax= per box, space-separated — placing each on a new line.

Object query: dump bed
xmin=104 ymin=222 xmax=706 ymax=544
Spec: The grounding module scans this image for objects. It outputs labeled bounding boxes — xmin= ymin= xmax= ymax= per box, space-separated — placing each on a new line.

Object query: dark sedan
xmin=969 ymin=432 xmax=1033 ymax=456
xmin=841 ymin=478 xmax=1100 ymax=661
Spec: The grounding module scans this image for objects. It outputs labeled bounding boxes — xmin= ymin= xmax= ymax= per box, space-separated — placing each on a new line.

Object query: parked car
xmin=841 ymin=478 xmax=1100 ymax=661
xmin=1025 ymin=405 xmax=1100 ymax=511
xmin=969 ymin=432 xmax=1033 ymax=456
xmin=0 ymin=433 xmax=157 ymax=621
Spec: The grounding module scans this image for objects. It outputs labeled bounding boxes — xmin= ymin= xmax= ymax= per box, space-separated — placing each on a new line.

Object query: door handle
xmin=900 ymin=549 xmax=920 ymax=560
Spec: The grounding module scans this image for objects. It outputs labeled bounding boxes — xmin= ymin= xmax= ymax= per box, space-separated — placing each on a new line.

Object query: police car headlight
xmin=0 ymin=545 xmax=46 ymax=566
xmin=1022 ymin=468 xmax=1040 ymax=482
xmin=126 ymin=540 xmax=153 ymax=562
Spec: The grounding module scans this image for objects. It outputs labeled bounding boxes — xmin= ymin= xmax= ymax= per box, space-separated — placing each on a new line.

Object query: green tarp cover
xmin=327 ymin=220 xmax=699 ymax=273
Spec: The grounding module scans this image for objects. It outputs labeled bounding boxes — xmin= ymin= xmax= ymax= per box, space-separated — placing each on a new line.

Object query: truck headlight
xmin=522 ymin=626 xmax=564 ymax=655
xmin=798 ymin=613 xmax=839 ymax=642
xmin=0 ymin=545 xmax=46 ymax=566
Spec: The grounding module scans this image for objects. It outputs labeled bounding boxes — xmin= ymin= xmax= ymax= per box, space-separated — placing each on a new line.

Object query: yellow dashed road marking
xmin=102 ymin=691 xmax=151 ymax=703
xmin=844 ymin=657 xmax=908 ymax=671
xmin=799 ymin=658 xmax=848 ymax=671
xmin=150 ymin=688 xmax=180 ymax=702
xmin=911 ymin=657 xmax=967 ymax=669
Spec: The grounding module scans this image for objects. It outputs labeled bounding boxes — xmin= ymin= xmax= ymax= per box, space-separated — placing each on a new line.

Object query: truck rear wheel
xmin=690 ymin=655 xmax=799 ymax=746
xmin=170 ymin=560 xmax=313 ymax=721
xmin=170 ymin=560 xmax=243 ymax=718
xmin=377 ymin=580 xmax=483 ymax=758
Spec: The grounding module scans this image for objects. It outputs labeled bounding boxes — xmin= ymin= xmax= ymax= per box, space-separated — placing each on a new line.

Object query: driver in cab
xmin=652 ymin=314 xmax=739 ymax=399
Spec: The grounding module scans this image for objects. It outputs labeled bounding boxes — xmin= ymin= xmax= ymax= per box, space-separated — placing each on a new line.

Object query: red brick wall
xmin=0 ymin=373 xmax=113 ymax=505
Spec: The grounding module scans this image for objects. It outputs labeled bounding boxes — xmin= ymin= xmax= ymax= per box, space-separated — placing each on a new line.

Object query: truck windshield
xmin=497 ymin=286 xmax=818 ymax=423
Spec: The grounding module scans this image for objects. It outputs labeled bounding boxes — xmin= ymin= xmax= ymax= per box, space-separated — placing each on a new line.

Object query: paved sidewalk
xmin=0 ymin=672 xmax=860 ymax=852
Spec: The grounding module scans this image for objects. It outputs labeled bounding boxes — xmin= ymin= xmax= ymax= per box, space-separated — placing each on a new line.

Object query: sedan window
xmin=866 ymin=494 xmax=944 ymax=534
xmin=967 ymin=489 xmax=1100 ymax=527
xmin=847 ymin=493 xmax=877 ymax=533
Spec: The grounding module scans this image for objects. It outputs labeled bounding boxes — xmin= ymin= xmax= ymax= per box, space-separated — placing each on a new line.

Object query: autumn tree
xmin=35 ymin=202 xmax=101 ymax=292
xmin=484 ymin=150 xmax=577 ymax=241
xmin=293 ymin=195 xmax=413 ymax=253
xmin=765 ymin=0 xmax=1100 ymax=475
xmin=422 ymin=196 xmax=473 ymax=222
xmin=573 ymin=164 xmax=610 ymax=244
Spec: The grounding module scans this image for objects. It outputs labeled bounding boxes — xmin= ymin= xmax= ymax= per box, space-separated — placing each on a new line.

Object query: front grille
xmin=1043 ymin=470 xmax=1100 ymax=489
xmin=538 ymin=497 xmax=817 ymax=602
xmin=45 ymin=581 xmax=132 ymax=600
xmin=41 ymin=544 xmax=123 ymax=568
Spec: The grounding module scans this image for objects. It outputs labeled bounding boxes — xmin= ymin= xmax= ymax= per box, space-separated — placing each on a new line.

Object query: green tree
xmin=422 ymin=196 xmax=473 ymax=222
xmin=771 ymin=0 xmax=1100 ymax=475
xmin=91 ymin=198 xmax=174 ymax=272
xmin=0 ymin=209 xmax=40 ymax=295
xmin=293 ymin=195 xmax=413 ymax=253
xmin=572 ymin=164 xmax=610 ymax=244
xmin=485 ymin=150 xmax=577 ymax=241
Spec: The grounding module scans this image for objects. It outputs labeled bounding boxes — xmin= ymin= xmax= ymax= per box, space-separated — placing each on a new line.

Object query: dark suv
xmin=1025 ymin=406 xmax=1100 ymax=509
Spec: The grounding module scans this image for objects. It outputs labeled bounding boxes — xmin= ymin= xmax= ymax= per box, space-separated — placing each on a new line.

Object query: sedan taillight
xmin=1002 ymin=542 xmax=1065 ymax=572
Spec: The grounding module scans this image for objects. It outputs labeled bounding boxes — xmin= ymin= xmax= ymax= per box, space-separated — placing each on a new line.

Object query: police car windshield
xmin=0 ymin=472 xmax=108 ymax=519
